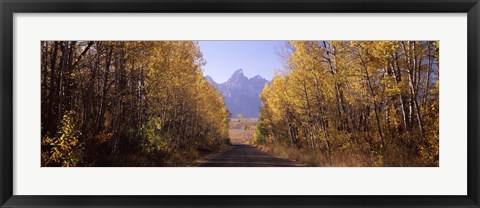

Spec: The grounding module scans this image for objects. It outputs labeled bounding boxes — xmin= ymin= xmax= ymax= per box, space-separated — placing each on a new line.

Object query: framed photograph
xmin=1 ymin=0 xmax=479 ymax=207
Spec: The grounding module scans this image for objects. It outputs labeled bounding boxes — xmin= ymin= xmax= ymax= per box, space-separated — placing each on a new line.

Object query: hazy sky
xmin=198 ymin=41 xmax=285 ymax=83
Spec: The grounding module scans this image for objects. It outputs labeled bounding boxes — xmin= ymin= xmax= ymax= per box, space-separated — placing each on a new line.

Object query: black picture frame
xmin=1 ymin=0 xmax=479 ymax=207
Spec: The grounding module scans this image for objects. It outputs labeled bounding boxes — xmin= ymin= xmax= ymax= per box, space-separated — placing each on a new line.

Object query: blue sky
xmin=198 ymin=41 xmax=286 ymax=83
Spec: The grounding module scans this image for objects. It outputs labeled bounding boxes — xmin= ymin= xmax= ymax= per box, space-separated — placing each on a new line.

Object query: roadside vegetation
xmin=253 ymin=41 xmax=439 ymax=167
xmin=41 ymin=41 xmax=229 ymax=167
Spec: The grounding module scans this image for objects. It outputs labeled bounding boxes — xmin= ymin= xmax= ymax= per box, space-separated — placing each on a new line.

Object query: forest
xmin=253 ymin=41 xmax=439 ymax=166
xmin=41 ymin=40 xmax=439 ymax=167
xmin=41 ymin=41 xmax=229 ymax=166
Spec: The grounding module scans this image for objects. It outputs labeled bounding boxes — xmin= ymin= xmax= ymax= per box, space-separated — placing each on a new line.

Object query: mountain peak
xmin=234 ymin=68 xmax=244 ymax=74
xmin=228 ymin=69 xmax=248 ymax=84
xmin=216 ymin=69 xmax=270 ymax=118
xmin=251 ymin=74 xmax=265 ymax=80
xmin=231 ymin=69 xmax=245 ymax=78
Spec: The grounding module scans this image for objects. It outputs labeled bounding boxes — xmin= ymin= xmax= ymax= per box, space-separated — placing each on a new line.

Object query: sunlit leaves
xmin=41 ymin=41 xmax=229 ymax=166
xmin=256 ymin=41 xmax=439 ymax=167
xmin=41 ymin=111 xmax=83 ymax=167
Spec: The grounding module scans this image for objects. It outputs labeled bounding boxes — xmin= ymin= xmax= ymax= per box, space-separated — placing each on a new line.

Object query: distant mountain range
xmin=206 ymin=69 xmax=269 ymax=118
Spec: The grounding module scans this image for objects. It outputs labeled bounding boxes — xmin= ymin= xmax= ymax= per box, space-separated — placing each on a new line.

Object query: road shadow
xmin=200 ymin=144 xmax=303 ymax=167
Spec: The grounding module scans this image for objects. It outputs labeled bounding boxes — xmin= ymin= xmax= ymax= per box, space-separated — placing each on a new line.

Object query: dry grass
xmin=229 ymin=118 xmax=258 ymax=128
xmin=88 ymin=142 xmax=231 ymax=167
xmin=229 ymin=129 xmax=255 ymax=144
xmin=228 ymin=118 xmax=257 ymax=144
xmin=255 ymin=144 xmax=378 ymax=167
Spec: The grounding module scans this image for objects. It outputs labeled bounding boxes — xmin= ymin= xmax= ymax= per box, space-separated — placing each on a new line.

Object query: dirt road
xmin=200 ymin=144 xmax=302 ymax=167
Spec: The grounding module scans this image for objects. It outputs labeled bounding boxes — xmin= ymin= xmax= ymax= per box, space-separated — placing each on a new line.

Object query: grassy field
xmin=229 ymin=118 xmax=257 ymax=144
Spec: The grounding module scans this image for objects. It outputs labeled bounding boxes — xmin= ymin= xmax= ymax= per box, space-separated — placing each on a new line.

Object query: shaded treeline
xmin=41 ymin=41 xmax=229 ymax=167
xmin=253 ymin=41 xmax=439 ymax=167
